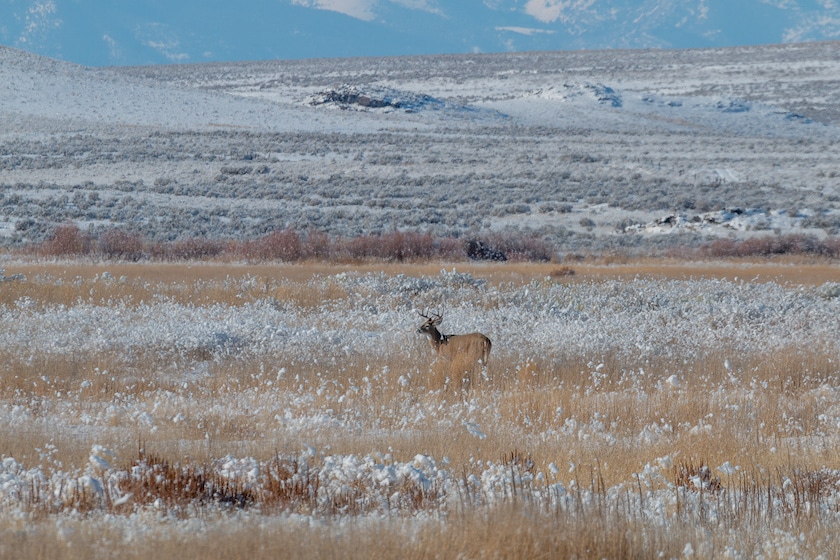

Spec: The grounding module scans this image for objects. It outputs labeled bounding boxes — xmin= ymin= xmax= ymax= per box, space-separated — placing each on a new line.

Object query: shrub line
xmin=28 ymin=224 xmax=556 ymax=263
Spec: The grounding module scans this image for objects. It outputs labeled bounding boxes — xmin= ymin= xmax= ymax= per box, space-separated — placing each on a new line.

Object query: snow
xmin=1 ymin=271 xmax=840 ymax=527
xmin=2 ymin=43 xmax=840 ymax=249
xmin=2 ymin=41 xmax=840 ymax=554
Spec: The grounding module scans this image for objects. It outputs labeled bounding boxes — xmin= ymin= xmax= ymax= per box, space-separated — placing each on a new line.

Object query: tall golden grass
xmin=3 ymin=260 xmax=840 ymax=558
xmin=3 ymin=482 xmax=840 ymax=559
xmin=3 ymin=331 xmax=838 ymax=490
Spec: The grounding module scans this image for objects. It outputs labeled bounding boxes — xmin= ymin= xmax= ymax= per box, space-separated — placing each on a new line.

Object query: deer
xmin=417 ymin=311 xmax=492 ymax=371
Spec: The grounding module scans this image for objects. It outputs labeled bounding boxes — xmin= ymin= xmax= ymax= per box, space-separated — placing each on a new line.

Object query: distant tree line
xmin=27 ymin=224 xmax=556 ymax=263
xmin=19 ymin=223 xmax=840 ymax=263
xmin=697 ymin=235 xmax=840 ymax=259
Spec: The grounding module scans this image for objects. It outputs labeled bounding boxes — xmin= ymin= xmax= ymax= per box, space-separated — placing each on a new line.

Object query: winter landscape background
xmin=2 ymin=40 xmax=840 ymax=256
xmin=3 ymin=34 xmax=840 ymax=559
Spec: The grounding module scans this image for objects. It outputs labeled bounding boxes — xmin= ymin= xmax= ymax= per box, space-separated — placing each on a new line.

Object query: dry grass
xmin=5 ymin=256 xmax=840 ymax=299
xmin=0 ymin=263 xmax=355 ymax=308
xmin=4 ymin=484 xmax=840 ymax=559
xmin=4 ymin=259 xmax=840 ymax=558
xmin=3 ymin=340 xmax=839 ymax=494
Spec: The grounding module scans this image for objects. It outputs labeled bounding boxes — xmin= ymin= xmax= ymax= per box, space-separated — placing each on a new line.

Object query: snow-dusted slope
xmin=1 ymin=43 xmax=839 ymax=251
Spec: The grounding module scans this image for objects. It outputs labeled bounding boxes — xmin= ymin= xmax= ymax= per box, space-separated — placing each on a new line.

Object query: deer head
xmin=417 ymin=311 xmax=444 ymax=338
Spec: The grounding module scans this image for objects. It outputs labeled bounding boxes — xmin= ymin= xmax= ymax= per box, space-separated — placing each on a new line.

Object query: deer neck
xmin=426 ymin=326 xmax=448 ymax=349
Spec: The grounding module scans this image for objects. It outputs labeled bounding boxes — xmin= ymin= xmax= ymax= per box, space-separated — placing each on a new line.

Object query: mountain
xmin=1 ymin=0 xmax=839 ymax=66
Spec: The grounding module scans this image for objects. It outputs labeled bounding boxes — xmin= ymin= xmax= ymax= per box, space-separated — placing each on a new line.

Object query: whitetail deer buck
xmin=417 ymin=312 xmax=492 ymax=369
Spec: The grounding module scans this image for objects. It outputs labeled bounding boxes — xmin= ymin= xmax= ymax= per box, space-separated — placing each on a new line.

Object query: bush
xmin=378 ymin=232 xmax=436 ymax=261
xmin=148 ymin=238 xmax=228 ymax=260
xmin=336 ymin=232 xmax=437 ymax=262
xmin=241 ymin=229 xmax=303 ymax=261
xmin=29 ymin=227 xmax=560 ymax=263
xmin=40 ymin=224 xmax=93 ymax=257
xmin=302 ymin=230 xmax=331 ymax=260
xmin=469 ymin=233 xmax=555 ymax=262
xmin=701 ymin=234 xmax=840 ymax=258
xmin=466 ymin=239 xmax=507 ymax=261
xmin=99 ymin=229 xmax=145 ymax=261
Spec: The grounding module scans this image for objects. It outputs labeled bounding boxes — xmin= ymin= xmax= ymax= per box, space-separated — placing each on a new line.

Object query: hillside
xmin=1 ymin=42 xmax=839 ymax=254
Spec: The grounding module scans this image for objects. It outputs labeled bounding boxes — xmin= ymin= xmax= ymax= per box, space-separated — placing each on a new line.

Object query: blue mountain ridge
xmin=1 ymin=0 xmax=838 ymax=66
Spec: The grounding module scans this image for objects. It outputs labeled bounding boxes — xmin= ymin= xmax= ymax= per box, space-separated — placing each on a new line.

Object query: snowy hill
xmin=1 ymin=42 xmax=839 ymax=252
xmin=1 ymin=0 xmax=840 ymax=66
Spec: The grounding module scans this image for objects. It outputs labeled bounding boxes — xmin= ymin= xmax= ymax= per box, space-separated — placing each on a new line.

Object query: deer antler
xmin=418 ymin=310 xmax=443 ymax=325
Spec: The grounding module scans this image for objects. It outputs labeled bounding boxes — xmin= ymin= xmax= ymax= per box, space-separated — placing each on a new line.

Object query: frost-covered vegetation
xmin=3 ymin=38 xmax=840 ymax=557
xmin=2 ymin=42 xmax=840 ymax=254
xmin=3 ymin=262 xmax=840 ymax=558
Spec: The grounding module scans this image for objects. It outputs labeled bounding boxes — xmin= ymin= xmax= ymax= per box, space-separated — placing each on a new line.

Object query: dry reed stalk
xmin=5 ymin=259 xmax=840 ymax=559
xmin=7 ymin=257 xmax=840 ymax=292
xmin=7 ymin=487 xmax=840 ymax=560
xmin=5 ymin=341 xmax=840 ymax=489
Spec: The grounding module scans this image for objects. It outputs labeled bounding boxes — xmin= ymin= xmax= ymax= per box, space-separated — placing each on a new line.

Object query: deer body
xmin=417 ymin=313 xmax=491 ymax=367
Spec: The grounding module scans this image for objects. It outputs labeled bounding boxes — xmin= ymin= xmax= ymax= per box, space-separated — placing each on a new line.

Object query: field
xmin=3 ymin=39 xmax=840 ymax=557
xmin=2 ymin=258 xmax=840 ymax=558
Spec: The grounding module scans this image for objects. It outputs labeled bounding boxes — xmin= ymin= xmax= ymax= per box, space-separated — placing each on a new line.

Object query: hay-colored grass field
xmin=3 ymin=258 xmax=840 ymax=559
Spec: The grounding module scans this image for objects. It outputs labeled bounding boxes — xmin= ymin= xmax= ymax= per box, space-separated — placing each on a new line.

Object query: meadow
xmin=3 ymin=38 xmax=840 ymax=558
xmin=2 ymin=257 xmax=840 ymax=558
